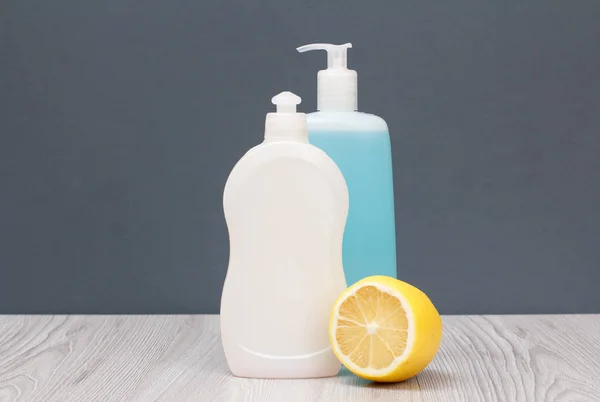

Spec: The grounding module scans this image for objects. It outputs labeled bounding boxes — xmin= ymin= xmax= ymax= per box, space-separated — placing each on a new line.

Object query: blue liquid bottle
xmin=297 ymin=43 xmax=397 ymax=285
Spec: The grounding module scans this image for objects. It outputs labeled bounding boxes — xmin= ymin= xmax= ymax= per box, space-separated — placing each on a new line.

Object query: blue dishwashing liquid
xmin=298 ymin=42 xmax=397 ymax=285
xmin=309 ymin=128 xmax=397 ymax=285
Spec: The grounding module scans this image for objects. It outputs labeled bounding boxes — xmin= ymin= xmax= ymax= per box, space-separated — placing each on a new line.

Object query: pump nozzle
xmin=296 ymin=43 xmax=352 ymax=69
xmin=297 ymin=43 xmax=357 ymax=111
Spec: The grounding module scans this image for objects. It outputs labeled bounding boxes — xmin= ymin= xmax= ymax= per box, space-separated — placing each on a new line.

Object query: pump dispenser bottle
xmin=221 ymin=91 xmax=348 ymax=379
xmin=297 ymin=43 xmax=397 ymax=285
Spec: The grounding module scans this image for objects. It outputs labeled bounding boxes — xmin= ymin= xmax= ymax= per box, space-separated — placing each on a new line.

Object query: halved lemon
xmin=329 ymin=276 xmax=442 ymax=382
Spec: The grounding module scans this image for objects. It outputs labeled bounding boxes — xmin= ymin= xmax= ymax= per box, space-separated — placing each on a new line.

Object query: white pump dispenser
xmin=297 ymin=43 xmax=357 ymax=112
xmin=221 ymin=91 xmax=349 ymax=379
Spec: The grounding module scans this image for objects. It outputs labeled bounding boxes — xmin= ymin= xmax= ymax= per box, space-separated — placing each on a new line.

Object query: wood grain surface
xmin=0 ymin=315 xmax=599 ymax=401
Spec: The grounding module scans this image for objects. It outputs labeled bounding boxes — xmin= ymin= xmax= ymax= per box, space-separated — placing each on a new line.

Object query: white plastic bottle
xmin=221 ymin=91 xmax=349 ymax=379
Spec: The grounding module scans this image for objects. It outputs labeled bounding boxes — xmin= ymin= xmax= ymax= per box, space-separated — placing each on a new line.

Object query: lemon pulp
xmin=329 ymin=276 xmax=442 ymax=382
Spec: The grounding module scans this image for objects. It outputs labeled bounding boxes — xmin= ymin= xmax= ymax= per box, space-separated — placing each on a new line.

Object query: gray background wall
xmin=1 ymin=1 xmax=599 ymax=314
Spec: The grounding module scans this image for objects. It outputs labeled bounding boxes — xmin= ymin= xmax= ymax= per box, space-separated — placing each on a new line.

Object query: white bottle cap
xmin=264 ymin=91 xmax=308 ymax=142
xmin=297 ymin=43 xmax=357 ymax=112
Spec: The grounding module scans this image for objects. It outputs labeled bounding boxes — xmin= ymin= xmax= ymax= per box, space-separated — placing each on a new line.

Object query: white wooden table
xmin=0 ymin=315 xmax=599 ymax=401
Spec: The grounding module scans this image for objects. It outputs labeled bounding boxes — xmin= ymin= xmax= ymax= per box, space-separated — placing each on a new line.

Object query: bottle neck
xmin=318 ymin=96 xmax=357 ymax=112
xmin=263 ymin=136 xmax=308 ymax=144
xmin=317 ymin=69 xmax=358 ymax=112
xmin=263 ymin=113 xmax=308 ymax=143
